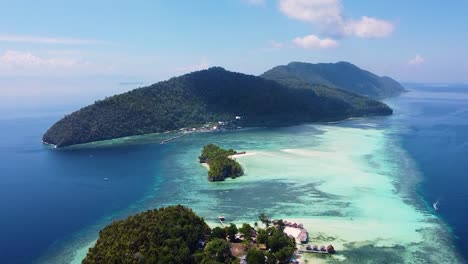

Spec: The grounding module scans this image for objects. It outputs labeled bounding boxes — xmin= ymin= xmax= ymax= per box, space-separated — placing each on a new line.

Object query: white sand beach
xmin=200 ymin=162 xmax=210 ymax=170
xmin=200 ymin=152 xmax=256 ymax=171
xmin=229 ymin=152 xmax=257 ymax=159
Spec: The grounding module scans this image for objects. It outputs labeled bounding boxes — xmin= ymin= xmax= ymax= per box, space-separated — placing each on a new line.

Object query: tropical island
xmin=199 ymin=144 xmax=244 ymax=181
xmin=42 ymin=63 xmax=396 ymax=148
xmin=261 ymin=61 xmax=405 ymax=99
xmin=82 ymin=205 xmax=301 ymax=264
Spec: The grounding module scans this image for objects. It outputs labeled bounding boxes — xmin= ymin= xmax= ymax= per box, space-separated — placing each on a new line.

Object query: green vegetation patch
xmin=261 ymin=61 xmax=405 ymax=99
xmin=199 ymin=144 xmax=244 ymax=181
xmin=83 ymin=205 xmax=210 ymax=264
xmin=83 ymin=206 xmax=297 ymax=264
xmin=43 ymin=67 xmax=392 ymax=147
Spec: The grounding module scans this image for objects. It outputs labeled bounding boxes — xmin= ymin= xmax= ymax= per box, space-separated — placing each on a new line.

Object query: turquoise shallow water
xmin=2 ymin=87 xmax=466 ymax=263
xmin=39 ymin=118 xmax=463 ymax=263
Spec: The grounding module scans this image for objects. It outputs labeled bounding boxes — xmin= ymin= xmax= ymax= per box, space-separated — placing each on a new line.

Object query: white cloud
xmin=293 ymin=34 xmax=338 ymax=49
xmin=279 ymin=0 xmax=342 ymax=26
xmin=0 ymin=50 xmax=80 ymax=68
xmin=278 ymin=0 xmax=394 ymax=38
xmin=176 ymin=59 xmax=210 ymax=73
xmin=0 ymin=50 xmax=93 ymax=75
xmin=408 ymin=54 xmax=425 ymax=66
xmin=0 ymin=34 xmax=108 ymax=45
xmin=344 ymin=16 xmax=394 ymax=38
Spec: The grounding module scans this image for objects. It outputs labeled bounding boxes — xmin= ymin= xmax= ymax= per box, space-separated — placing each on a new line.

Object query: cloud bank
xmin=0 ymin=50 xmax=81 ymax=68
xmin=0 ymin=50 xmax=95 ymax=75
xmin=279 ymin=0 xmax=394 ymax=38
xmin=293 ymin=34 xmax=338 ymax=49
xmin=279 ymin=0 xmax=395 ymax=47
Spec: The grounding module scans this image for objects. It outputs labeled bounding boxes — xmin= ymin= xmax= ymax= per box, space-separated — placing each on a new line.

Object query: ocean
xmin=392 ymin=84 xmax=468 ymax=259
xmin=0 ymin=84 xmax=467 ymax=263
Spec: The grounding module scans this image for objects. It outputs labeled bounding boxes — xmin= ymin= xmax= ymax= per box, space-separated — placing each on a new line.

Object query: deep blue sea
xmin=393 ymin=84 xmax=468 ymax=257
xmin=0 ymin=116 xmax=168 ymax=263
xmin=1 ymin=84 xmax=467 ymax=263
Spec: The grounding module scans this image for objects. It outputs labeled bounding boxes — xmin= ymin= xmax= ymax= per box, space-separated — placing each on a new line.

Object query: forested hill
xmin=43 ymin=67 xmax=392 ymax=147
xmin=83 ymin=206 xmax=211 ymax=264
xmin=261 ymin=61 xmax=405 ymax=99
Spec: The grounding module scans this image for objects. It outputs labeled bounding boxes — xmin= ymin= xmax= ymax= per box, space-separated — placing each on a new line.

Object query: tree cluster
xmin=83 ymin=205 xmax=296 ymax=264
xmin=256 ymin=227 xmax=295 ymax=263
xmin=199 ymin=144 xmax=243 ymax=181
xmin=83 ymin=205 xmax=210 ymax=264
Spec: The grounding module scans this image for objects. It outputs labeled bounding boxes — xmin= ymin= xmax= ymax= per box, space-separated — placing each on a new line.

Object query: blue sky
xmin=1 ymin=0 xmax=468 ymax=110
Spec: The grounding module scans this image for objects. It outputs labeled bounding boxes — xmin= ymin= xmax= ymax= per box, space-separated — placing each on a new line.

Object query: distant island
xmin=199 ymin=144 xmax=244 ymax=181
xmin=261 ymin=61 xmax=405 ymax=99
xmin=83 ymin=205 xmax=300 ymax=264
xmin=43 ymin=65 xmax=395 ymax=147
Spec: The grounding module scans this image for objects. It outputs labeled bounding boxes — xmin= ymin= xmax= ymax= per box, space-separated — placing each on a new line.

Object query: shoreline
xmin=200 ymin=162 xmax=210 ymax=170
xmin=229 ymin=152 xmax=256 ymax=159
xmin=42 ymin=110 xmax=393 ymax=149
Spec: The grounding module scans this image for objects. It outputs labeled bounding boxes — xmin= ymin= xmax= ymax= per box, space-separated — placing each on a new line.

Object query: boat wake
xmin=433 ymin=199 xmax=440 ymax=211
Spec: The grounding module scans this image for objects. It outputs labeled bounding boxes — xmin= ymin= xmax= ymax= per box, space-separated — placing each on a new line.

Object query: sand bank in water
xmin=38 ymin=124 xmax=463 ymax=264
xmin=233 ymin=125 xmax=462 ymax=263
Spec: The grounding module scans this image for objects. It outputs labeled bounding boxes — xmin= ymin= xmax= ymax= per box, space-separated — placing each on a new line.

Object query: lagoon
xmin=1 ymin=85 xmax=467 ymax=263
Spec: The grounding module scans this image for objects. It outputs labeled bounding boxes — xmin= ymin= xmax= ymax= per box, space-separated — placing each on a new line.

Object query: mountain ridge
xmin=261 ymin=61 xmax=405 ymax=99
xmin=43 ymin=66 xmax=393 ymax=147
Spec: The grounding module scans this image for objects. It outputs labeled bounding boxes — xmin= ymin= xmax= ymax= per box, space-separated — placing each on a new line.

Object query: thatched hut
xmin=299 ymin=230 xmax=308 ymax=243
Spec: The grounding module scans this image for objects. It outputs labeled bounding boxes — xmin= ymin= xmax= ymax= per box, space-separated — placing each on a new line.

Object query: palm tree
xmin=259 ymin=213 xmax=270 ymax=228
xmin=259 ymin=213 xmax=267 ymax=223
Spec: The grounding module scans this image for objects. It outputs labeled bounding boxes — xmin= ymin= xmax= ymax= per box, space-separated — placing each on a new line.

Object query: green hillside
xmin=261 ymin=61 xmax=405 ymax=99
xmin=43 ymin=67 xmax=392 ymax=147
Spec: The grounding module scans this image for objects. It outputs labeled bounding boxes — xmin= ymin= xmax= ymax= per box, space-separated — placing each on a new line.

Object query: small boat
xmin=104 ymin=178 xmax=109 ymax=181
xmin=218 ymin=216 xmax=225 ymax=221
xmin=433 ymin=200 xmax=439 ymax=211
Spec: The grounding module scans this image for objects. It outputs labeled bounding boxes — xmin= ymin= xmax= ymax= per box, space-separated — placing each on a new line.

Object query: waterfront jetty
xmin=160 ymin=132 xmax=192 ymax=144
xmin=300 ymin=244 xmax=335 ymax=254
